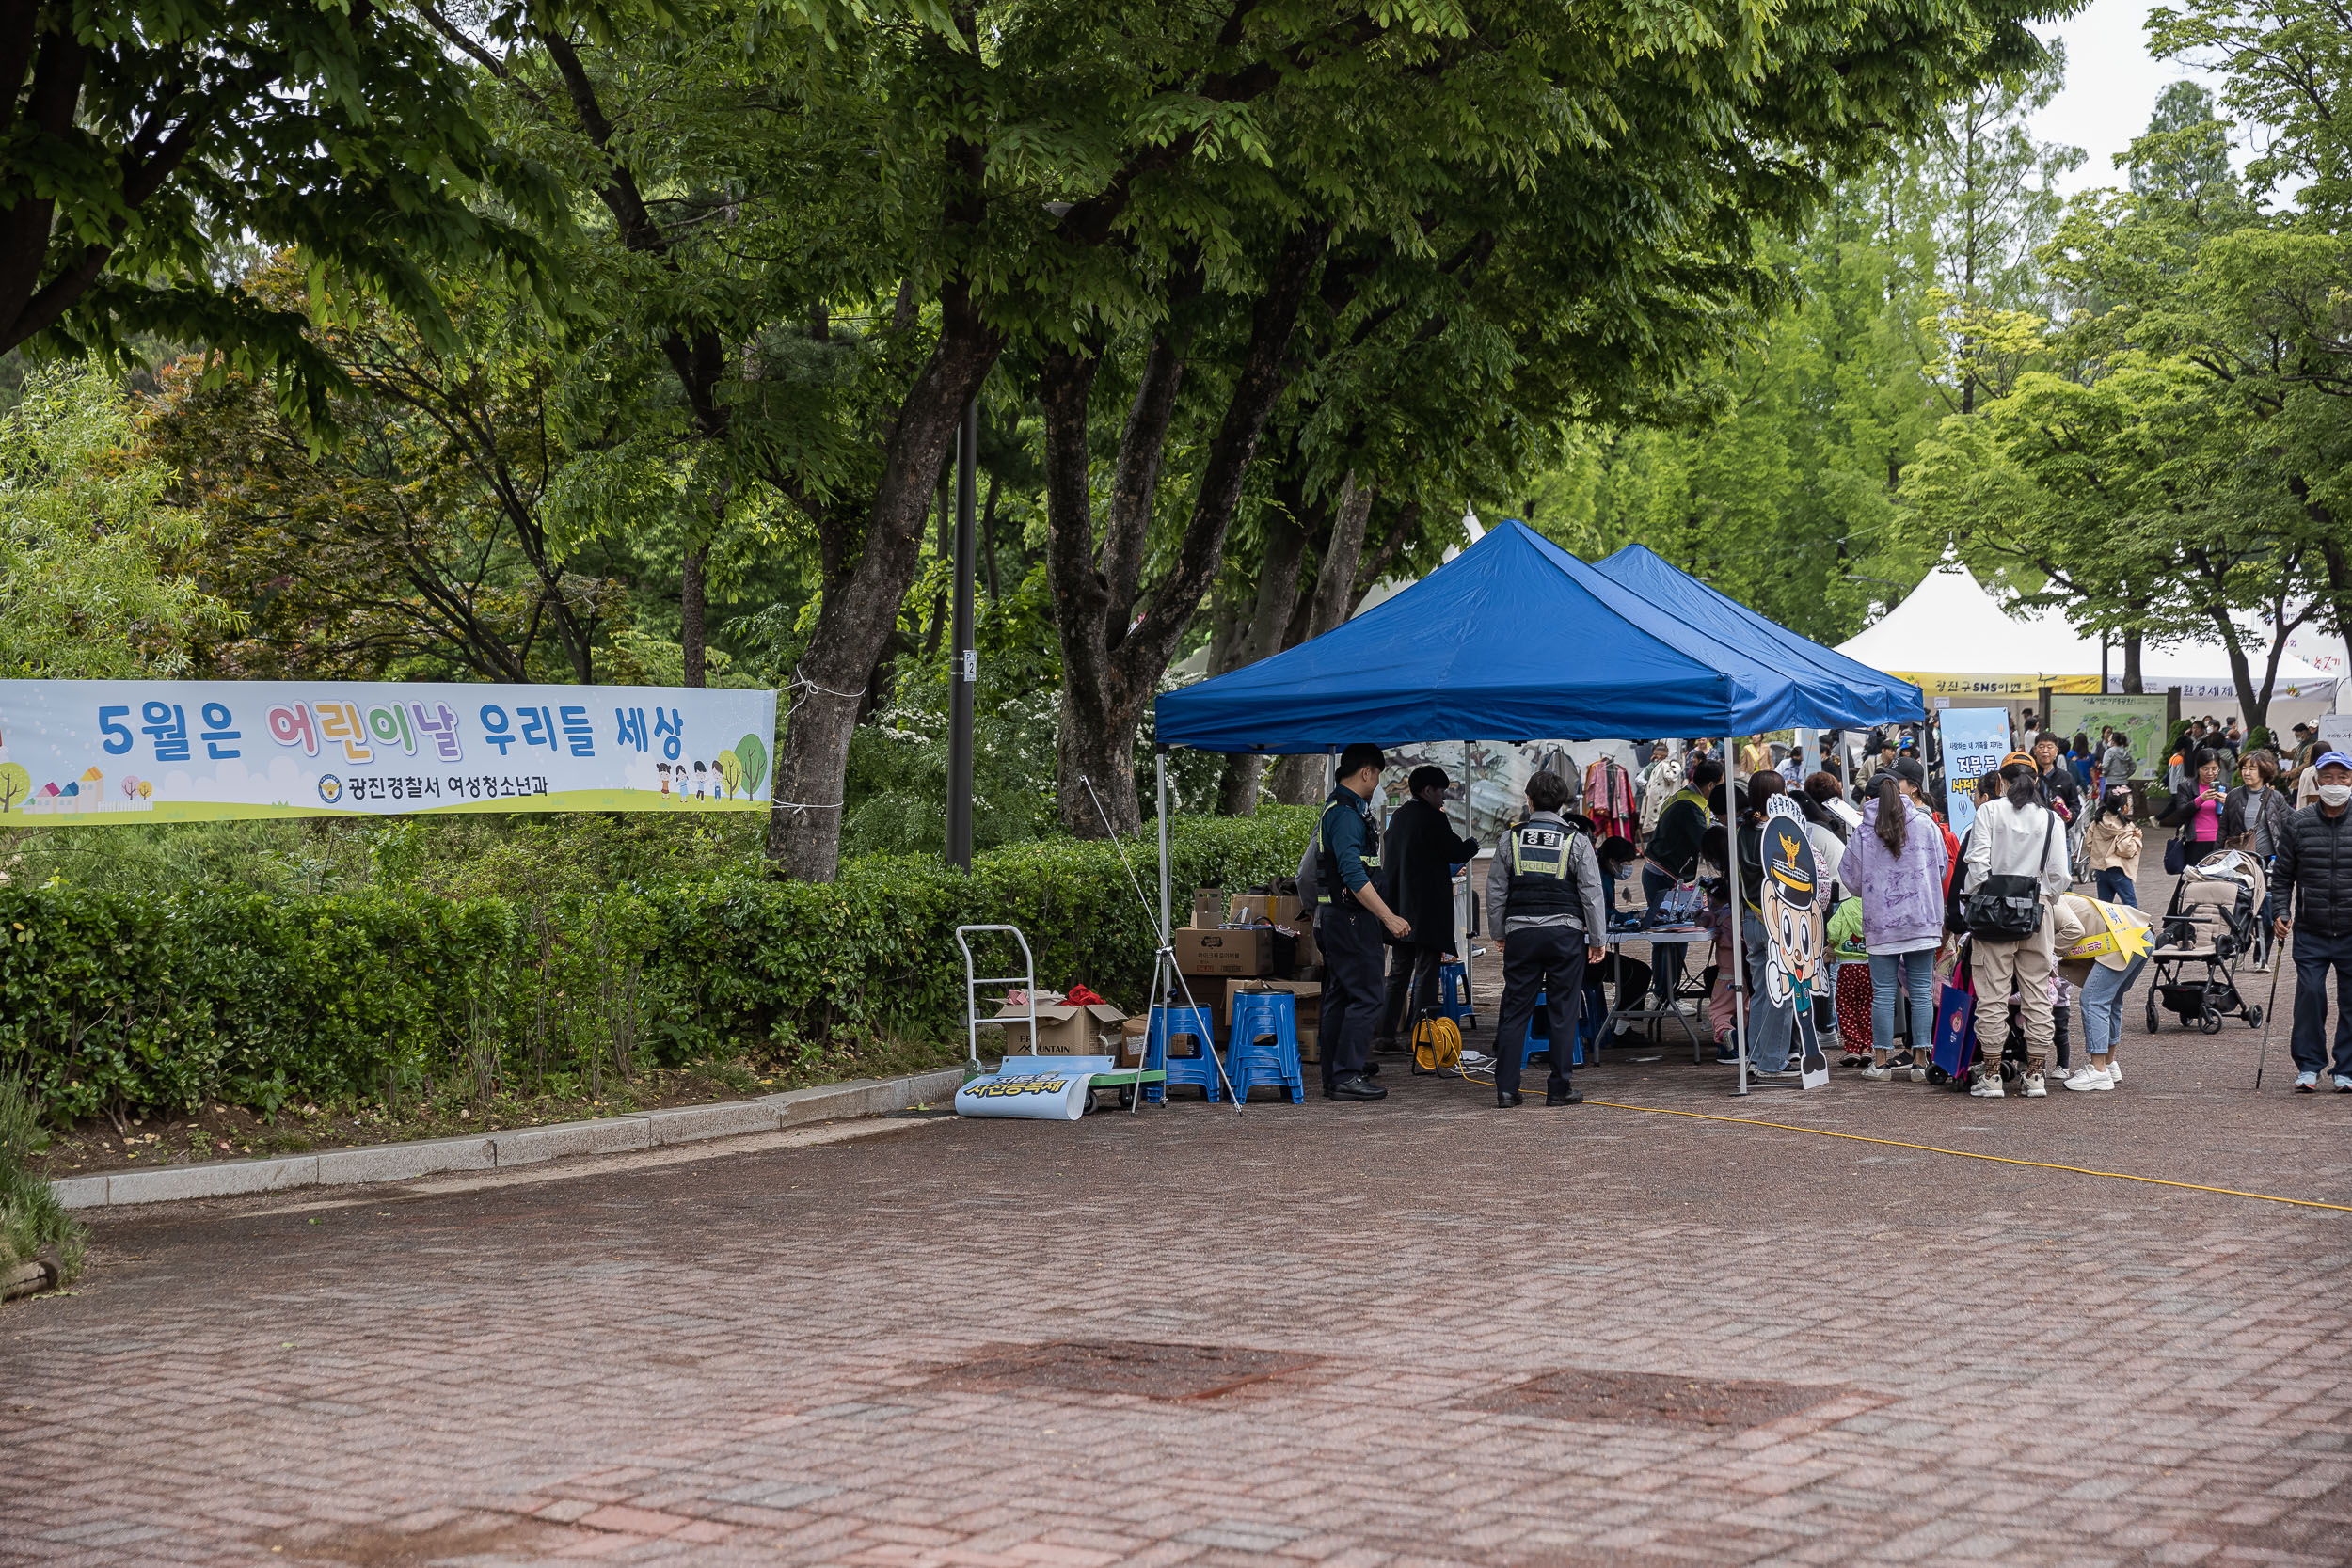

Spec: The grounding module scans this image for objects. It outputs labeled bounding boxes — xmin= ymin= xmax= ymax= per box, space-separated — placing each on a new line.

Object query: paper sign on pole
xmin=1939 ymin=706 xmax=2012 ymax=842
xmin=0 ymin=680 xmax=778 ymax=826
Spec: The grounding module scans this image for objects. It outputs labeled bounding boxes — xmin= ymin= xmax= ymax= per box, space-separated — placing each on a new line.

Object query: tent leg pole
xmin=1727 ymin=735 xmax=1749 ymax=1097
xmin=1157 ymin=752 xmax=1171 ymax=946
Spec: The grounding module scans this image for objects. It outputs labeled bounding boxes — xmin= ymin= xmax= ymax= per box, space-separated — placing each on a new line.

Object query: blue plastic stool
xmin=1144 ymin=1005 xmax=1221 ymax=1103
xmin=1510 ymin=990 xmax=1588 ymax=1072
xmin=1438 ymin=961 xmax=1476 ymax=1028
xmin=1226 ymin=990 xmax=1306 ymax=1104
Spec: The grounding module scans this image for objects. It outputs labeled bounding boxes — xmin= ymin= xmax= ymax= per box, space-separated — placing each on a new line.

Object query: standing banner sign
xmin=1939 ymin=706 xmax=2012 ymax=842
xmin=1758 ymin=796 xmax=1829 ymax=1089
xmin=0 ymin=681 xmax=778 ymax=825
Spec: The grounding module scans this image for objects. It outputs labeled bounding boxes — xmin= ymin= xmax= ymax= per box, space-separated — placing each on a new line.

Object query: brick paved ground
xmin=8 ymin=848 xmax=2352 ymax=1568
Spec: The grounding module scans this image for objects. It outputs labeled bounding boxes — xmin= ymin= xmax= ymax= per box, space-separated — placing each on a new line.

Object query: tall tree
xmin=2 ymin=0 xmax=562 ymax=428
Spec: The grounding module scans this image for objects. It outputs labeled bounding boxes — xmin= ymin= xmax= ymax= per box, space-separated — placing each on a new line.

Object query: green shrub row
xmin=0 ymin=809 xmax=1314 ymax=1120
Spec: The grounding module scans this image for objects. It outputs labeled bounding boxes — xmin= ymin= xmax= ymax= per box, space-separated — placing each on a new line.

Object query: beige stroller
xmin=2146 ymin=850 xmax=2267 ymax=1036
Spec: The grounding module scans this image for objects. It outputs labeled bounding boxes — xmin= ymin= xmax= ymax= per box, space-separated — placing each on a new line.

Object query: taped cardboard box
xmin=988 ymin=997 xmax=1127 ymax=1055
xmin=1192 ymin=887 xmax=1224 ymax=928
xmin=1173 ymin=926 xmax=1290 ymax=976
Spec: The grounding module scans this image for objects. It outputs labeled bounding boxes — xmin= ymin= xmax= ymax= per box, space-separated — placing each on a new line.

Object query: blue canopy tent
xmin=1590 ymin=544 xmax=1926 ymax=729
xmin=1150 ymin=519 xmax=1924 ymax=1094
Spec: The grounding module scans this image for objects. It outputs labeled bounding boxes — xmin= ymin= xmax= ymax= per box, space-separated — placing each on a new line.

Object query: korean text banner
xmin=0 ymin=681 xmax=778 ymax=826
xmin=1938 ymin=705 xmax=2012 ymax=842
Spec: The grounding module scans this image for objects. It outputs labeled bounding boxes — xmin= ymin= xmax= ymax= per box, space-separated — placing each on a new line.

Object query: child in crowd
xmin=1827 ymin=893 xmax=1872 ymax=1066
xmin=2083 ymin=784 xmax=2143 ymax=907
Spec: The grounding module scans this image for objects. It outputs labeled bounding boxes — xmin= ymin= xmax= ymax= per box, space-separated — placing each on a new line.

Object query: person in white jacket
xmin=1961 ymin=755 xmax=2074 ymax=1098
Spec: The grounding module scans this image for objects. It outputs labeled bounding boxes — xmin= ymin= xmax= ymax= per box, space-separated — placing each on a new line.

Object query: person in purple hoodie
xmin=1838 ymin=760 xmax=1950 ymax=1082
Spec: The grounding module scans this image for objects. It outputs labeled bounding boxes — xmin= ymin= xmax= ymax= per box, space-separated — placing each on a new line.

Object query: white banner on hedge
xmin=0 ymin=680 xmax=778 ymax=826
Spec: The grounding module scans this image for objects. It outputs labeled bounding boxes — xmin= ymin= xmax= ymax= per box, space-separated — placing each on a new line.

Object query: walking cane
xmin=2253 ymin=950 xmax=2287 ymax=1089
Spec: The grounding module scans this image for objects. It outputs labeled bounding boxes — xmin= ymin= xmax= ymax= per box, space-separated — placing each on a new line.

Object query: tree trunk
xmin=767 ymin=275 xmax=1002 ymax=880
xmin=1270 ymin=472 xmax=1376 ymax=804
xmin=1210 ymin=514 xmax=1311 ymax=816
xmin=1048 ymin=230 xmax=1329 ymax=837
xmin=2122 ymin=632 xmax=2143 ymax=694
xmin=680 ymin=543 xmax=707 ymax=688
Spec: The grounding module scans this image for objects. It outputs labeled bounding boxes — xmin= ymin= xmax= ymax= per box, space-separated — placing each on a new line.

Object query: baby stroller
xmin=2146 ymin=849 xmax=2267 ymax=1036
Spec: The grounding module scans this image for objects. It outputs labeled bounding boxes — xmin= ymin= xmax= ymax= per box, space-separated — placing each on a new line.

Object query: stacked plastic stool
xmin=1438 ymin=960 xmax=1477 ymax=1029
xmin=1225 ymin=990 xmax=1306 ymax=1104
xmin=1511 ymin=991 xmax=1585 ymax=1074
xmin=1143 ymin=1004 xmax=1222 ymax=1103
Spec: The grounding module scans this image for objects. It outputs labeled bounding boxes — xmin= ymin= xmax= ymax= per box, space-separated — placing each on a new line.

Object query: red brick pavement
xmin=7 ymin=855 xmax=2352 ymax=1568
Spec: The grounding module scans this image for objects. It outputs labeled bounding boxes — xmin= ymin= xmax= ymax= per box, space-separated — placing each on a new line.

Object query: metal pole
xmin=1726 ymin=734 xmax=1749 ymax=1096
xmin=1156 ymin=752 xmax=1171 ymax=944
xmin=946 ymin=398 xmax=978 ymax=869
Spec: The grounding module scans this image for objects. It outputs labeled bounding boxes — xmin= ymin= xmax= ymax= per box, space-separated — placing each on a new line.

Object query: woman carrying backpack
xmin=1960 ymin=755 xmax=2074 ymax=1099
xmin=1840 ymin=766 xmax=1950 ymax=1083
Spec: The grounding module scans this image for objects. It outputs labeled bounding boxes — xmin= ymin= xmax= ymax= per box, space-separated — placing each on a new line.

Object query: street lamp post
xmin=946 ymin=398 xmax=978 ymax=869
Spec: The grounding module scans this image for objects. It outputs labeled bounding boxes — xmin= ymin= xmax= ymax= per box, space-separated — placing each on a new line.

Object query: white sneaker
xmin=2104 ymin=1059 xmax=2122 ymax=1084
xmin=1969 ymin=1075 xmax=2005 ymax=1099
xmin=2065 ymin=1067 xmax=2112 ymax=1092
xmin=2295 ymin=1070 xmax=2319 ymax=1092
xmin=2022 ymin=1072 xmax=2047 ymax=1098
xmin=2336 ymin=1077 xmax=2352 ymax=1094
xmin=1861 ymin=1064 xmax=1894 ymax=1082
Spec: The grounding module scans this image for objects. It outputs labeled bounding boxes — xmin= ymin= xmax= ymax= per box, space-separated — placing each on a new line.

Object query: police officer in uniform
xmin=1485 ymin=769 xmax=1607 ymax=1107
xmin=1317 ymin=743 xmax=1413 ymax=1101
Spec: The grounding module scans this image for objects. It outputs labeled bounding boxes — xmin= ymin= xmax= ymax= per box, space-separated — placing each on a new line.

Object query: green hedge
xmin=0 ymin=810 xmax=1313 ymax=1120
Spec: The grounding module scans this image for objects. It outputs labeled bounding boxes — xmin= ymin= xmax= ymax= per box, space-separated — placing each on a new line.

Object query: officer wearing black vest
xmin=1317 ymin=743 xmax=1413 ymax=1101
xmin=1485 ymin=769 xmax=1607 ymax=1107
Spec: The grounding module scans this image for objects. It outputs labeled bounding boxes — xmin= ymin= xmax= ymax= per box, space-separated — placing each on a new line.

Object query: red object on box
xmin=1065 ymin=983 xmax=1107 ymax=1006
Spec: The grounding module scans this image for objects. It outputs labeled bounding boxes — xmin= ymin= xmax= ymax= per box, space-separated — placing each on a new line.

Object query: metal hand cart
xmin=956 ymin=925 xmax=1165 ymax=1112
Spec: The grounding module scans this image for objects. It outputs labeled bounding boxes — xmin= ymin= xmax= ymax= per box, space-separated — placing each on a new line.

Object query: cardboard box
xmin=1192 ymin=888 xmax=1224 ymax=928
xmin=989 ymin=997 xmax=1126 ymax=1055
xmin=1228 ymin=893 xmax=1306 ymax=927
xmin=1119 ymin=1016 xmax=1149 ymax=1068
xmin=1173 ymin=927 xmax=1285 ymax=977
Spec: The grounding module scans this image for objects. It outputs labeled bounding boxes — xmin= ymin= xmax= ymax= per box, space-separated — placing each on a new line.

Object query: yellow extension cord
xmin=1571 ymin=1098 xmax=2352 ymax=1214
xmin=1448 ymin=1044 xmax=2346 ymax=1212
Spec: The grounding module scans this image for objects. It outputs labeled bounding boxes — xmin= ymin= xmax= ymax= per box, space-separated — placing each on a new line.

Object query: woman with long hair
xmin=1959 ymin=758 xmax=2073 ymax=1097
xmin=1838 ymin=768 xmax=1949 ymax=1082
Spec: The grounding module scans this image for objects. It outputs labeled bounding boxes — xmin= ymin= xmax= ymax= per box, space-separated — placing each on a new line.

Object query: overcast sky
xmin=2030 ymin=0 xmax=2233 ymax=194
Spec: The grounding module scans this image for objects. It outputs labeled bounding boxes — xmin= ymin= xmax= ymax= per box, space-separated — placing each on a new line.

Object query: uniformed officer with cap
xmin=1317 ymin=743 xmax=1412 ymax=1101
xmin=1485 ymin=768 xmax=1607 ymax=1107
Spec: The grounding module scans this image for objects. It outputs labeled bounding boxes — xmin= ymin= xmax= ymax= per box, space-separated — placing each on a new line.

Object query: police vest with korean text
xmin=1502 ymin=817 xmax=1581 ymax=920
xmin=1315 ymin=792 xmax=1381 ymax=907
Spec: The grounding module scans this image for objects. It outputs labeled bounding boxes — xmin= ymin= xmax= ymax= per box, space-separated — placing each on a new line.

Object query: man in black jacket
xmin=1375 ymin=765 xmax=1481 ymax=1053
xmin=2275 ymin=751 xmax=2352 ymax=1092
xmin=1641 ymin=755 xmax=1723 ymax=1013
xmin=2033 ymin=730 xmax=2081 ymax=820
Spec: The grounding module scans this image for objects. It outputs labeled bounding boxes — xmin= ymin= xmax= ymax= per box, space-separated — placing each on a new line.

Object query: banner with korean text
xmin=1937 ymin=706 xmax=2013 ymax=842
xmin=0 ymin=681 xmax=778 ymax=825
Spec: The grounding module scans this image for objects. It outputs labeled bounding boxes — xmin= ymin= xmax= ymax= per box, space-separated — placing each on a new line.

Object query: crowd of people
xmin=1307 ymin=717 xmax=2352 ymax=1107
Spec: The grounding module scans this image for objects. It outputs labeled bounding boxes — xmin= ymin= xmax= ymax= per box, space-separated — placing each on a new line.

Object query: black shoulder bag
xmin=1965 ymin=809 xmax=2057 ymax=942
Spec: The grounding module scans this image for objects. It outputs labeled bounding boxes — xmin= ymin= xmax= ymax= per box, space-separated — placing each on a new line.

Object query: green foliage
xmin=0 ymin=810 xmax=1313 ymax=1121
xmin=1 ymin=0 xmax=566 ymax=430
xmin=0 ymin=362 xmax=230 ymax=676
xmin=1 ymin=1072 xmax=85 ymax=1281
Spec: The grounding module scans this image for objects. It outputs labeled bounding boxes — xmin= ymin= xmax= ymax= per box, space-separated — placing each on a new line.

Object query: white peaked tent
xmin=1835 ymin=562 xmax=2339 ymax=705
